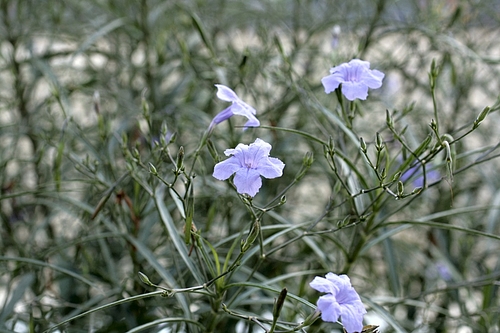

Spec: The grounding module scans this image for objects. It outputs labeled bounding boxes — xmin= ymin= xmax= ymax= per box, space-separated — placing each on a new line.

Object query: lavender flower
xmin=401 ymin=163 xmax=441 ymax=187
xmin=209 ymin=84 xmax=260 ymax=130
xmin=321 ymin=59 xmax=384 ymax=101
xmin=213 ymin=138 xmax=284 ymax=197
xmin=310 ymin=273 xmax=366 ymax=333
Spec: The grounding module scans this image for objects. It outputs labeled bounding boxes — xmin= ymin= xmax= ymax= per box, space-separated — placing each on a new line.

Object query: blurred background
xmin=1 ymin=0 xmax=500 ymax=332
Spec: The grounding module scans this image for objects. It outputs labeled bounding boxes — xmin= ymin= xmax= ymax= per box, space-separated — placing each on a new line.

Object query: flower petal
xmin=361 ymin=69 xmax=385 ymax=89
xmin=213 ymin=138 xmax=284 ymax=197
xmin=230 ymin=102 xmax=259 ymax=129
xmin=339 ymin=302 xmax=367 ymax=333
xmin=213 ymin=157 xmax=242 ymax=180
xmin=233 ymin=168 xmax=262 ymax=197
xmin=247 ymin=138 xmax=272 ymax=160
xmin=321 ymin=73 xmax=344 ymax=94
xmin=341 ymin=81 xmax=369 ymax=101
xmin=310 ymin=276 xmax=339 ymax=295
xmin=257 ymin=157 xmax=285 ymax=179
xmin=311 ymin=273 xmax=366 ymax=333
xmin=209 ymin=106 xmax=234 ymax=129
xmin=215 ymin=84 xmax=239 ymax=102
xmin=347 ymin=59 xmax=370 ymax=70
xmin=317 ymin=295 xmax=341 ymax=322
xmin=243 ymin=116 xmax=260 ymax=129
xmin=322 ymin=59 xmax=384 ymax=100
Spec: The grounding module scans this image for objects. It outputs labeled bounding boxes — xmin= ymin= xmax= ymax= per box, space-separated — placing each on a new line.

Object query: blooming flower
xmin=321 ymin=59 xmax=384 ymax=101
xmin=209 ymin=84 xmax=260 ymax=130
xmin=213 ymin=138 xmax=285 ymax=197
xmin=310 ymin=272 xmax=366 ymax=333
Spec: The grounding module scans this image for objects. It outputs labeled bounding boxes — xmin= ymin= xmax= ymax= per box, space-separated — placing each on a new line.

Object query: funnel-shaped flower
xmin=321 ymin=59 xmax=384 ymax=101
xmin=310 ymin=273 xmax=366 ymax=333
xmin=213 ymin=138 xmax=284 ymax=197
xmin=209 ymin=84 xmax=260 ymax=130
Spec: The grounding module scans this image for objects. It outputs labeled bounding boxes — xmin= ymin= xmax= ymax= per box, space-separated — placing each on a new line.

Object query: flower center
xmin=244 ymin=162 xmax=255 ymax=169
xmin=346 ymin=67 xmax=361 ymax=82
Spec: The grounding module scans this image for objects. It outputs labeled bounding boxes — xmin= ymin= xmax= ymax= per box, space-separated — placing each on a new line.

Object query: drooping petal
xmin=215 ymin=84 xmax=239 ymax=102
xmin=339 ymin=303 xmax=367 ymax=333
xmin=211 ymin=85 xmax=260 ymax=130
xmin=243 ymin=116 xmax=260 ymax=129
xmin=341 ymin=81 xmax=369 ymax=101
xmin=213 ymin=157 xmax=243 ymax=180
xmin=233 ymin=168 xmax=262 ymax=197
xmin=229 ymin=101 xmax=257 ymax=117
xmin=317 ymin=295 xmax=341 ymax=322
xmin=229 ymin=102 xmax=259 ymax=128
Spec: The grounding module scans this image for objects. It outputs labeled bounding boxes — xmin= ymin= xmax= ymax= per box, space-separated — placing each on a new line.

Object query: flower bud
xmin=161 ymin=121 xmax=168 ymax=135
xmin=302 ymin=309 xmax=321 ymax=326
xmin=392 ymin=171 xmax=402 ymax=182
xmin=359 ymin=137 xmax=367 ymax=153
xmin=176 ymin=146 xmax=185 ymax=172
xmin=303 ymin=152 xmax=314 ymax=167
xmin=328 ymin=136 xmax=335 ymax=152
xmin=148 ymin=162 xmax=157 ymax=175
xmin=397 ymin=181 xmax=404 ymax=197
xmin=429 ymin=118 xmax=437 ymax=131
xmin=386 ymin=109 xmax=394 ymax=129
xmin=412 ymin=187 xmax=423 ymax=195
xmin=138 ymin=272 xmax=154 ymax=286
xmin=93 ymin=90 xmax=101 ymax=115
xmin=473 ymin=106 xmax=490 ymax=129
xmin=380 ymin=167 xmax=387 ymax=180
xmin=241 ymin=220 xmax=260 ymax=253
xmin=141 ymin=94 xmax=150 ymax=120
xmin=272 ymin=288 xmax=288 ymax=318
xmin=375 ymin=132 xmax=384 ymax=151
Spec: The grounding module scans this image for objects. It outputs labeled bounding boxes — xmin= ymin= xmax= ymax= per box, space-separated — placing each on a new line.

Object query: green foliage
xmin=1 ymin=0 xmax=500 ymax=332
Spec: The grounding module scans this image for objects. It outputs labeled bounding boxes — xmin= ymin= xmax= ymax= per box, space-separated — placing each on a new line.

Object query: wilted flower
xmin=310 ymin=272 xmax=366 ymax=333
xmin=321 ymin=59 xmax=384 ymax=101
xmin=213 ymin=138 xmax=285 ymax=197
xmin=209 ymin=84 xmax=260 ymax=130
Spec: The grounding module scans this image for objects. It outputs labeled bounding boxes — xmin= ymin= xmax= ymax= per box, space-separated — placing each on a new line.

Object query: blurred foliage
xmin=1 ymin=0 xmax=500 ymax=332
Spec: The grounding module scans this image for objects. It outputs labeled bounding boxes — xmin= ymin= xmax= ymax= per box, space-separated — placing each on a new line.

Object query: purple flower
xmin=213 ymin=138 xmax=285 ymax=197
xmin=401 ymin=164 xmax=441 ymax=187
xmin=436 ymin=262 xmax=452 ymax=281
xmin=321 ymin=59 xmax=384 ymax=101
xmin=209 ymin=84 xmax=260 ymax=130
xmin=310 ymin=273 xmax=366 ymax=333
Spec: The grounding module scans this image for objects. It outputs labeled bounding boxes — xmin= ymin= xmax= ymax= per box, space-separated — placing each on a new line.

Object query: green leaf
xmin=156 ymin=185 xmax=204 ymax=284
xmin=0 ymin=273 xmax=34 ymax=326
